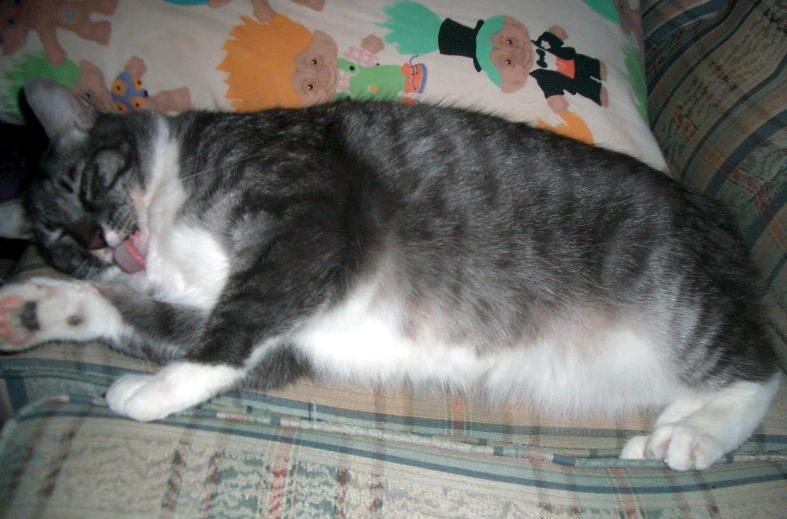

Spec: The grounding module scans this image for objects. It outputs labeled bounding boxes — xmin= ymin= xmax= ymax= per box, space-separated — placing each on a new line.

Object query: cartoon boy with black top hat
xmin=379 ymin=1 xmax=608 ymax=113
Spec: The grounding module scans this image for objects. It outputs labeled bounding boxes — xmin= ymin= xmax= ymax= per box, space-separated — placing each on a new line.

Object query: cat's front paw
xmin=106 ymin=362 xmax=244 ymax=422
xmin=106 ymin=372 xmax=180 ymax=422
xmin=620 ymin=424 xmax=725 ymax=471
xmin=0 ymin=280 xmax=91 ymax=351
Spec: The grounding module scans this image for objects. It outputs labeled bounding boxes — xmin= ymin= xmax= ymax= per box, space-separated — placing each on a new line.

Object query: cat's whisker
xmin=178 ymin=150 xmax=269 ymax=182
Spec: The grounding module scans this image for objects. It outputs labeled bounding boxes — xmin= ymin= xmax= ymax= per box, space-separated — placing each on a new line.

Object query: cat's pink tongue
xmin=113 ymin=233 xmax=146 ymax=274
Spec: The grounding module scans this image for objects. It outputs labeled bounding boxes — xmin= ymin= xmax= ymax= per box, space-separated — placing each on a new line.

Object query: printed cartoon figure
xmin=613 ymin=0 xmax=643 ymax=43
xmin=0 ymin=0 xmax=118 ymax=66
xmin=520 ymin=23 xmax=609 ymax=113
xmin=582 ymin=0 xmax=647 ymax=121
xmin=218 ymin=13 xmax=331 ymax=109
xmin=218 ymin=4 xmax=427 ymax=110
xmin=537 ymin=111 xmax=594 ymax=145
xmin=1 ymin=52 xmax=80 ymax=119
xmin=336 ymin=35 xmax=426 ymax=104
xmin=74 ymin=57 xmax=192 ymax=113
xmin=379 ymin=1 xmax=608 ymax=113
xmin=164 ymin=0 xmax=323 ymax=23
xmin=213 ymin=0 xmax=326 ymax=22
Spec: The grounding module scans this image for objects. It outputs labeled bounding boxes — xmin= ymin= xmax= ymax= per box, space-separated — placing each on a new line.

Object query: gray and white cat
xmin=0 ymin=78 xmax=779 ymax=471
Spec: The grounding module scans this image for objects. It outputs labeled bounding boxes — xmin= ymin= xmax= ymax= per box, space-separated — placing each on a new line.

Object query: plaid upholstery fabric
xmin=2 ymin=343 xmax=787 ymax=518
xmin=0 ymin=344 xmax=787 ymax=518
xmin=642 ymin=0 xmax=787 ymax=367
xmin=642 ymin=0 xmax=726 ymax=47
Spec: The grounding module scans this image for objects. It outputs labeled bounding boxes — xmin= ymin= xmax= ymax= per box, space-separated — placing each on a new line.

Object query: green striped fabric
xmin=1 ymin=343 xmax=787 ymax=518
xmin=642 ymin=0 xmax=787 ymax=367
xmin=2 ymin=393 xmax=787 ymax=518
xmin=642 ymin=0 xmax=726 ymax=45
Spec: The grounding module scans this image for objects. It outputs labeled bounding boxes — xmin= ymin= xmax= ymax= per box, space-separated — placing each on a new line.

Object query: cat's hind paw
xmin=620 ymin=424 xmax=724 ymax=471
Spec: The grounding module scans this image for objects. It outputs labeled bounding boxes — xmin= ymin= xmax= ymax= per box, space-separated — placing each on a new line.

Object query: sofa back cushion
xmin=642 ymin=0 xmax=787 ymax=368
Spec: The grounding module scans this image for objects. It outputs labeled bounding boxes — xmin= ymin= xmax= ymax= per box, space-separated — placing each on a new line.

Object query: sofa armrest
xmin=642 ymin=0 xmax=787 ymax=369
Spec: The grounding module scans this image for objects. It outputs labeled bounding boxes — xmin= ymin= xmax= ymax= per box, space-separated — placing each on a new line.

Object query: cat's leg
xmin=104 ymin=342 xmax=310 ymax=422
xmin=104 ymin=361 xmax=245 ymax=422
xmin=620 ymin=375 xmax=780 ymax=470
xmin=104 ymin=218 xmax=333 ymax=422
xmin=0 ymin=277 xmax=260 ymax=421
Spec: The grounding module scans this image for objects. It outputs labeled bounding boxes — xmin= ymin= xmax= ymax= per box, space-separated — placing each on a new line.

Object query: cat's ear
xmin=24 ymin=77 xmax=99 ymax=144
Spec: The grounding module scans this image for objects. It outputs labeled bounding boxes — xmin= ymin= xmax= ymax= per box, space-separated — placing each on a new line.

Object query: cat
xmin=0 ymin=77 xmax=779 ymax=471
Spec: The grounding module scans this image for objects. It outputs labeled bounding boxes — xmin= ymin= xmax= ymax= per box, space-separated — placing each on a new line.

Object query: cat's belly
xmin=294 ymin=306 xmax=491 ymax=389
xmin=291 ymin=283 xmax=680 ymax=413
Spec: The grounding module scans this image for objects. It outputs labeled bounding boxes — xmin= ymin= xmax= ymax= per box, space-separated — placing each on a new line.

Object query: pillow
xmin=0 ymin=0 xmax=665 ymax=170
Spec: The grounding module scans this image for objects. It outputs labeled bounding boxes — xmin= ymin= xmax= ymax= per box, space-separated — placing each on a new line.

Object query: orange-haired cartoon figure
xmin=218 ymin=8 xmax=426 ymax=110
xmin=218 ymin=14 xmax=334 ymax=110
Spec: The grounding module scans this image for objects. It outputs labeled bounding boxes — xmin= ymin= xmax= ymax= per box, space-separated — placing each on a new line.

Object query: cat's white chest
xmin=143 ymin=225 xmax=230 ymax=308
xmin=132 ymin=119 xmax=229 ymax=309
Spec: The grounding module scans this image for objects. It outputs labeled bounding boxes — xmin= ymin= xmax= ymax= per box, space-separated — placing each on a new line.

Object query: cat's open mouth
xmin=111 ymin=230 xmax=147 ymax=274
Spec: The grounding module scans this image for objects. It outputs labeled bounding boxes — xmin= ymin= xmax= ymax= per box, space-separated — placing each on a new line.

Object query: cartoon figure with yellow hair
xmin=164 ymin=0 xmax=324 ymax=22
xmin=217 ymin=3 xmax=427 ymax=111
xmin=218 ymin=13 xmax=331 ymax=110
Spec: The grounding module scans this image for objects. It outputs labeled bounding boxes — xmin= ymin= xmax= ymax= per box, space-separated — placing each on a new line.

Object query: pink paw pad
xmin=1 ymin=295 xmax=23 ymax=310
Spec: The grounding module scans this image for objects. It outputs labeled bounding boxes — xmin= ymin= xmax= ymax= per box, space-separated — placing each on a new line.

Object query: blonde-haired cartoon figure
xmin=218 ymin=14 xmax=337 ymax=110
xmin=218 ymin=3 xmax=427 ymax=110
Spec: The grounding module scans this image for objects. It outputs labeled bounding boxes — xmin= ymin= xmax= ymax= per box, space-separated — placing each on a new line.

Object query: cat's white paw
xmin=106 ymin=362 xmax=245 ymax=422
xmin=106 ymin=372 xmax=186 ymax=422
xmin=620 ymin=423 xmax=724 ymax=471
xmin=619 ymin=435 xmax=649 ymax=460
xmin=0 ymin=279 xmax=101 ymax=351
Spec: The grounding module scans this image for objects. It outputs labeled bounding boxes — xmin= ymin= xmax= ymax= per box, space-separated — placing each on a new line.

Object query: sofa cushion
xmin=642 ymin=0 xmax=787 ymax=368
xmin=1 ymin=350 xmax=787 ymax=518
xmin=642 ymin=0 xmax=726 ymax=47
xmin=3 ymin=341 xmax=787 ymax=460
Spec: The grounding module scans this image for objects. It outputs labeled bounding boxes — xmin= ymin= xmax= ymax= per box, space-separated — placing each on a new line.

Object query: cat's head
xmin=23 ymin=78 xmax=153 ymax=279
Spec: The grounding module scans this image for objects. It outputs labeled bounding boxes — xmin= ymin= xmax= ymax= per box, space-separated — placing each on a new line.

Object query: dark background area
xmin=0 ymin=119 xmax=47 ymax=274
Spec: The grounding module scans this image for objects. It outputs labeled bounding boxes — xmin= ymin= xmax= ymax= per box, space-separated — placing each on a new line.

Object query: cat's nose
xmin=69 ymin=217 xmax=107 ymax=249
xmin=88 ymin=232 xmax=108 ymax=250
